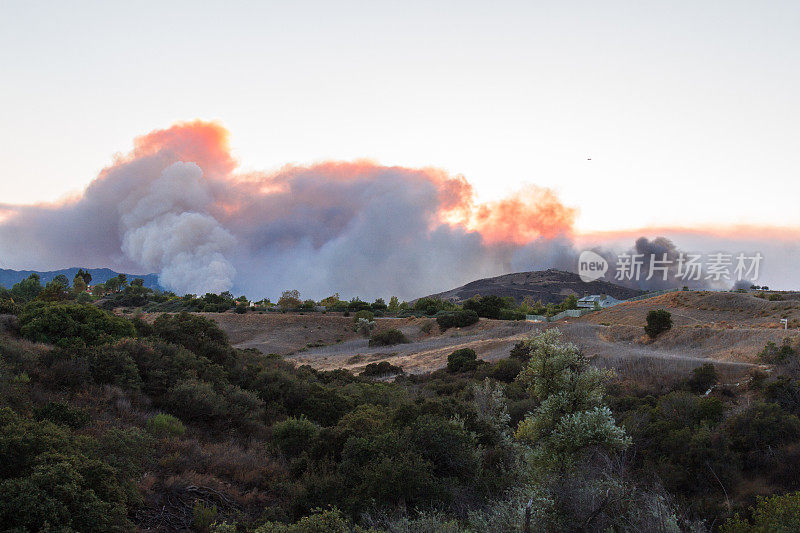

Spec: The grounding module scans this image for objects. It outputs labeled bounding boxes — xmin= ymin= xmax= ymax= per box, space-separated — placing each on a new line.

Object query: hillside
xmin=0 ymin=267 xmax=162 ymax=290
xmin=423 ymin=268 xmax=644 ymax=304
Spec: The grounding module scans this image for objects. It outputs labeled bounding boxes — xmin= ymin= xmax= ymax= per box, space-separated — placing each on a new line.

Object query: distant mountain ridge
xmin=0 ymin=267 xmax=162 ymax=290
xmin=424 ymin=269 xmax=645 ymax=304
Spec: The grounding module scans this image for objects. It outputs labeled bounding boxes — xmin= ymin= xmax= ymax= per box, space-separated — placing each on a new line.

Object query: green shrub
xmin=509 ymin=341 xmax=530 ymax=361
xmin=644 ymin=309 xmax=672 ymax=338
xmin=413 ymin=297 xmax=454 ymax=316
xmin=89 ymin=344 xmax=142 ymax=391
xmin=18 ymin=302 xmax=135 ymax=347
xmin=436 ymin=309 xmax=479 ymax=330
xmin=368 ymin=329 xmax=409 ymax=347
xmin=722 ymin=491 xmax=800 ymax=532
xmin=255 ymin=507 xmax=357 ymax=533
xmin=759 ymin=339 xmax=796 ymax=364
xmin=447 ymin=348 xmax=477 ymax=373
xmin=0 ymin=407 xmax=135 ymax=531
xmin=488 ymin=358 xmax=523 ymax=383
xmin=725 ymin=402 xmax=800 ymax=467
xmin=360 ymin=361 xmax=404 ymax=377
xmin=166 ymin=379 xmax=228 ymax=423
xmin=463 ymin=295 xmax=508 ymax=319
xmin=272 ymin=416 xmax=321 ymax=458
xmin=193 ymin=500 xmax=218 ymax=532
xmin=498 ymin=308 xmax=526 ymax=321
xmin=687 ymin=363 xmax=717 ymax=393
xmin=152 ymin=312 xmax=235 ymax=367
xmin=146 ymin=413 xmax=186 ymax=437
xmin=0 ymin=299 xmax=21 ymax=315
xmin=76 ymin=292 xmax=93 ymax=304
xmin=353 ymin=310 xmax=374 ymax=323
xmin=33 ymin=402 xmax=90 ymax=429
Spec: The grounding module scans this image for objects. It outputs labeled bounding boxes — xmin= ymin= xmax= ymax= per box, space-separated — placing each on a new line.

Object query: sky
xmin=2 ymin=1 xmax=799 ymax=234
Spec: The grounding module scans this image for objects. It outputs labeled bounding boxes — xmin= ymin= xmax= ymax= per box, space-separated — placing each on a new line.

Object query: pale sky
xmin=2 ymin=0 xmax=799 ymax=233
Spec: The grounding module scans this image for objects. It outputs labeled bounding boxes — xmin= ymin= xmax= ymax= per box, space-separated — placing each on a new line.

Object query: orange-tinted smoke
xmin=113 ymin=120 xmax=236 ymax=180
xmin=100 ymin=120 xmax=578 ymax=248
xmin=466 ymin=187 xmax=577 ymax=245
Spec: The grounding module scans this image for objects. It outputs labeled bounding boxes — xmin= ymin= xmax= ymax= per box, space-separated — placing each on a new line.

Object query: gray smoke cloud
xmin=119 ymin=162 xmax=236 ymax=293
xmin=0 ymin=121 xmax=796 ymax=299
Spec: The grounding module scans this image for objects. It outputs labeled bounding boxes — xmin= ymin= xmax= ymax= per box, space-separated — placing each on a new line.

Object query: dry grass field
xmin=196 ymin=290 xmax=799 ymax=382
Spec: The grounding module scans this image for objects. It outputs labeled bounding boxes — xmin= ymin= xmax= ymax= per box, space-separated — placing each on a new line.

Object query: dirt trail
xmin=203 ymin=291 xmax=789 ymax=375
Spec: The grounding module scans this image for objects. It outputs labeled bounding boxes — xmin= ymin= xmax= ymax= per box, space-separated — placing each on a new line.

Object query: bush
xmin=725 ymin=402 xmax=800 ymax=465
xmin=369 ymin=329 xmax=409 ymax=347
xmin=759 ymin=339 xmax=796 ymax=364
xmin=353 ymin=310 xmax=374 ymax=323
xmin=722 ymin=491 xmax=800 ymax=532
xmin=33 ymin=402 xmax=90 ymax=429
xmin=498 ymin=308 xmax=526 ymax=321
xmin=687 ymin=363 xmax=717 ymax=393
xmin=272 ymin=416 xmax=321 ymax=458
xmin=166 ymin=379 xmax=229 ymax=423
xmin=447 ymin=348 xmax=477 ymax=373
xmin=0 ymin=407 xmax=135 ymax=531
xmin=509 ymin=341 xmax=530 ymax=361
xmin=255 ymin=507 xmax=356 ymax=533
xmin=489 ymin=358 xmax=523 ymax=383
xmin=146 ymin=413 xmax=186 ymax=437
xmin=89 ymin=344 xmax=142 ymax=391
xmin=152 ymin=312 xmax=235 ymax=367
xmin=360 ymin=361 xmax=404 ymax=377
xmin=463 ymin=295 xmax=507 ymax=319
xmin=18 ymin=302 xmax=135 ymax=347
xmin=436 ymin=309 xmax=479 ymax=330
xmin=413 ymin=297 xmax=454 ymax=316
xmin=354 ymin=318 xmax=376 ymax=336
xmin=0 ymin=299 xmax=21 ymax=315
xmin=76 ymin=292 xmax=93 ymax=304
xmin=644 ymin=309 xmax=672 ymax=338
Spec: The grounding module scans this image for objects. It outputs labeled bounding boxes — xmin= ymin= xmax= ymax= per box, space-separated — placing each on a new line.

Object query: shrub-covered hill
xmin=2 ymin=302 xmax=800 ymax=531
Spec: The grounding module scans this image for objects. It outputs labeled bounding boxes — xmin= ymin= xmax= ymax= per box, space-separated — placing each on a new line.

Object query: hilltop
xmin=423 ymin=268 xmax=644 ymax=304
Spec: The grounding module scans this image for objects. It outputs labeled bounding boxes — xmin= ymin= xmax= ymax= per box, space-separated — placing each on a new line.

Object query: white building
xmin=577 ymin=294 xmax=623 ymax=309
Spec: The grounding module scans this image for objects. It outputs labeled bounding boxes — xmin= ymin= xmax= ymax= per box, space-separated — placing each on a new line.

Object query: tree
xmin=104 ymin=276 xmax=121 ymax=293
xmin=463 ymin=295 xmax=508 ymax=319
xmin=11 ymin=273 xmax=42 ymax=302
xmin=388 ymin=296 xmax=400 ymax=312
xmin=40 ymin=278 xmax=70 ymax=301
xmin=320 ymin=293 xmax=341 ymax=308
xmin=72 ymin=273 xmax=87 ymax=295
xmin=514 ymin=329 xmax=629 ymax=472
xmin=278 ymin=289 xmax=302 ymax=310
xmin=76 ymin=268 xmax=92 ymax=285
xmin=644 ymin=309 xmax=672 ymax=338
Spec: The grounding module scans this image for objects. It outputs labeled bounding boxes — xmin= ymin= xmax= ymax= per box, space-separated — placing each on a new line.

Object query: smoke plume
xmin=1 ymin=121 xmax=796 ymax=298
xmin=0 ymin=122 xmax=575 ymax=298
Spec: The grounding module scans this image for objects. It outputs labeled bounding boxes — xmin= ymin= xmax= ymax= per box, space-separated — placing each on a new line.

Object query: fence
xmin=526 ymin=308 xmax=595 ymax=323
